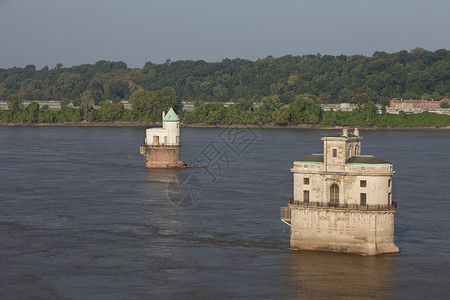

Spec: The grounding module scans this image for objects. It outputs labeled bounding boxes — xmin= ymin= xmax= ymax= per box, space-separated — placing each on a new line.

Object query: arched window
xmin=330 ymin=184 xmax=339 ymax=204
xmin=348 ymin=145 xmax=353 ymax=158
xmin=355 ymin=145 xmax=359 ymax=155
xmin=153 ymin=136 xmax=159 ymax=145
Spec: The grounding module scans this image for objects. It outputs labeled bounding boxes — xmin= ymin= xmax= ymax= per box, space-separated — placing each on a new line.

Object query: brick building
xmin=389 ymin=98 xmax=450 ymax=111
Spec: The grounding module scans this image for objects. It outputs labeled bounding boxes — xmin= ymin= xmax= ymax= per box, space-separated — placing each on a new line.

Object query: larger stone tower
xmin=282 ymin=129 xmax=399 ymax=255
xmin=141 ymin=108 xmax=183 ymax=168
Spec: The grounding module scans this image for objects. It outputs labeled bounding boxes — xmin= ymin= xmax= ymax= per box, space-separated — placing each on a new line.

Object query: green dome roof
xmin=163 ymin=107 xmax=180 ymax=122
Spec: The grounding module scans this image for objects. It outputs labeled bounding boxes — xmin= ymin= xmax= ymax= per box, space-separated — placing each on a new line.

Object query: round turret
xmin=162 ymin=107 xmax=180 ymax=145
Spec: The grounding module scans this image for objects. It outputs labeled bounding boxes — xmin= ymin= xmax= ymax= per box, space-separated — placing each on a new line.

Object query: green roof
xmin=346 ymin=156 xmax=392 ymax=165
xmin=163 ymin=108 xmax=179 ymax=122
xmin=294 ymin=154 xmax=324 ymax=163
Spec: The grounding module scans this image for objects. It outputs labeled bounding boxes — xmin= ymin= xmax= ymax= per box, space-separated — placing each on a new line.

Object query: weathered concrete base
xmin=290 ymin=206 xmax=399 ymax=256
xmin=145 ymin=145 xmax=182 ymax=168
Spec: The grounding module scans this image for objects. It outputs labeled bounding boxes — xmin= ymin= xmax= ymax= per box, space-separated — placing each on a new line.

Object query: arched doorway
xmin=330 ymin=184 xmax=339 ymax=205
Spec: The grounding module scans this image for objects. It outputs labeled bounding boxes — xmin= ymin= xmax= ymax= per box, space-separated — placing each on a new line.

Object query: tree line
xmin=1 ymin=48 xmax=449 ymax=107
xmin=2 ymin=92 xmax=449 ymax=128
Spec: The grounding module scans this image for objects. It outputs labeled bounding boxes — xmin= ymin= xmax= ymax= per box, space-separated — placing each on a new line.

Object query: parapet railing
xmin=287 ymin=197 xmax=397 ymax=211
xmin=145 ymin=143 xmax=182 ymax=147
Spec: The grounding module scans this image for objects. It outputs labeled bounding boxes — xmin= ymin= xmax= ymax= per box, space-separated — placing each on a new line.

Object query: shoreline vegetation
xmin=0 ymin=91 xmax=450 ymax=128
xmin=1 ymin=121 xmax=449 ymax=131
xmin=2 ymin=92 xmax=450 ymax=129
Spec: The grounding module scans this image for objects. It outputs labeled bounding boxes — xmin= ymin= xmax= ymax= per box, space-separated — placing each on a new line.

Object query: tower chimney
xmin=342 ymin=128 xmax=348 ymax=137
xmin=162 ymin=111 xmax=165 ymax=119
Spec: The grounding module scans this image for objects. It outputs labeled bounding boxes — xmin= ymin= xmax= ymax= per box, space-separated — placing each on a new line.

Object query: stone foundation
xmin=290 ymin=206 xmax=399 ymax=255
xmin=145 ymin=145 xmax=182 ymax=168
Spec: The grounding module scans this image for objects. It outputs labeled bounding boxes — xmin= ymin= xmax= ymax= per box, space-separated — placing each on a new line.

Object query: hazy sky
xmin=1 ymin=0 xmax=449 ymax=68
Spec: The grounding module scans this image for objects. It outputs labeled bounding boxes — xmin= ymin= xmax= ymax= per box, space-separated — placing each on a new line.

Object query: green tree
xmin=98 ymin=101 xmax=124 ymax=121
xmin=60 ymin=98 xmax=71 ymax=107
xmin=289 ymin=94 xmax=322 ymax=124
xmin=256 ymin=96 xmax=283 ymax=123
xmin=236 ymin=99 xmax=254 ymax=112
xmin=351 ymin=93 xmax=370 ymax=107
xmin=338 ymin=88 xmax=354 ymax=103
xmin=274 ymin=106 xmax=290 ymax=125
xmin=72 ymin=98 xmax=81 ymax=107
xmin=129 ymin=87 xmax=181 ymax=121
xmin=79 ymin=90 xmax=95 ymax=121
xmin=360 ymin=101 xmax=378 ymax=126
xmin=129 ymin=88 xmax=155 ymax=120
xmin=6 ymin=94 xmax=24 ymax=112
xmin=26 ymin=101 xmax=39 ymax=123
xmin=158 ymin=86 xmax=183 ymax=113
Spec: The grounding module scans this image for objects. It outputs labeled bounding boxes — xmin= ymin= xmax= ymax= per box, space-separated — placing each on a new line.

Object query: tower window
xmin=304 ymin=178 xmax=310 ymax=185
xmin=330 ymin=184 xmax=339 ymax=204
xmin=388 ymin=180 xmax=391 ymax=187
xmin=360 ymin=193 xmax=367 ymax=205
xmin=303 ymin=190 xmax=310 ymax=203
xmin=360 ymin=180 xmax=366 ymax=187
xmin=332 ymin=149 xmax=337 ymax=157
xmin=388 ymin=193 xmax=392 ymax=204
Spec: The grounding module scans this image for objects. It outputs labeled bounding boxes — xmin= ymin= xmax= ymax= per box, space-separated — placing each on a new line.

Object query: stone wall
xmin=145 ymin=145 xmax=181 ymax=168
xmin=290 ymin=207 xmax=399 ymax=255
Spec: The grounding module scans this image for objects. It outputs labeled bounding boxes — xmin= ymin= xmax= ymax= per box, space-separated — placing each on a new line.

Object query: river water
xmin=0 ymin=126 xmax=449 ymax=299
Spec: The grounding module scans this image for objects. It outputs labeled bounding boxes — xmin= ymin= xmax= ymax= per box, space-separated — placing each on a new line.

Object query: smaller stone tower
xmin=141 ymin=108 xmax=183 ymax=168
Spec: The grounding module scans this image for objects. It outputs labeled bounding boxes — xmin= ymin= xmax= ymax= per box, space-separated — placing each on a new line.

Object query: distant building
xmin=140 ymin=108 xmax=183 ymax=168
xmin=389 ymin=98 xmax=450 ymax=112
xmin=321 ymin=102 xmax=355 ymax=112
xmin=281 ymin=129 xmax=399 ymax=255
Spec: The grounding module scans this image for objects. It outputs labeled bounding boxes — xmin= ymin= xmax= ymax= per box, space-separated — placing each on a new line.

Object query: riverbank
xmin=1 ymin=121 xmax=450 ymax=130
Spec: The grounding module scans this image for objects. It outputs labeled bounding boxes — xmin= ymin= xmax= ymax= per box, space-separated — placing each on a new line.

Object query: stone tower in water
xmin=141 ymin=108 xmax=183 ymax=168
xmin=281 ymin=129 xmax=399 ymax=255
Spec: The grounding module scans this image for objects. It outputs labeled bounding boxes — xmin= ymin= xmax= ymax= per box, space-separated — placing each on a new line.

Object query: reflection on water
xmin=140 ymin=167 xmax=203 ymax=207
xmin=141 ymin=167 xmax=182 ymax=183
xmin=286 ymin=251 xmax=397 ymax=299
